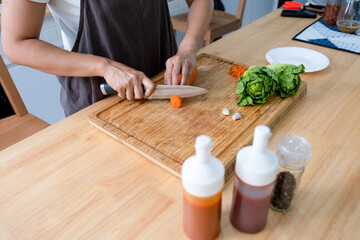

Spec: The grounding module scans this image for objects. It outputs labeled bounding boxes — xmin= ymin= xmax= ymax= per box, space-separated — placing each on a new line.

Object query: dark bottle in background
xmin=323 ymin=0 xmax=342 ymax=25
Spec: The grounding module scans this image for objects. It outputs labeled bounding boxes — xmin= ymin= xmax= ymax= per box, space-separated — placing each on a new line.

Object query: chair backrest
xmin=0 ymin=55 xmax=28 ymax=117
xmin=236 ymin=0 xmax=247 ymax=23
xmin=186 ymin=0 xmax=247 ymax=22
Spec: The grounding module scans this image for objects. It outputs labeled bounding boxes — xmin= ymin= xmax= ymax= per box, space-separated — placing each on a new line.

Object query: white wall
xmin=173 ymin=0 xmax=279 ymax=45
xmin=168 ymin=0 xmax=189 ymax=15
xmin=223 ymin=0 xmax=278 ymax=27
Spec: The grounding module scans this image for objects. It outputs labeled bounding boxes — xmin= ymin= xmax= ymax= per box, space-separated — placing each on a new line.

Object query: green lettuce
xmin=267 ymin=64 xmax=305 ymax=97
xmin=236 ymin=65 xmax=278 ymax=106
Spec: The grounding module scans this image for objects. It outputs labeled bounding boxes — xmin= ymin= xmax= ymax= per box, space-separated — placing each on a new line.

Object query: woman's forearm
xmin=4 ymin=38 xmax=108 ymax=78
xmin=179 ymin=0 xmax=214 ymax=53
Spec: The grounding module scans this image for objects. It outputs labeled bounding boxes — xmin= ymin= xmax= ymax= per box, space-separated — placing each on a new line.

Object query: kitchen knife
xmin=100 ymin=83 xmax=208 ymax=99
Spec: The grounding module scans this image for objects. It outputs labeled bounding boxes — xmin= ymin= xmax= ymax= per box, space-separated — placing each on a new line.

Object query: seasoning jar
xmin=336 ymin=0 xmax=360 ymax=33
xmin=270 ymin=136 xmax=312 ymax=212
xmin=182 ymin=135 xmax=225 ymax=240
xmin=230 ymin=125 xmax=278 ymax=233
xmin=323 ymin=0 xmax=342 ymax=25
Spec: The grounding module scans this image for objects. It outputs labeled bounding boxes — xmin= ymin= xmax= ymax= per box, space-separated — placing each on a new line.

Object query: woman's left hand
xmin=164 ymin=50 xmax=196 ymax=85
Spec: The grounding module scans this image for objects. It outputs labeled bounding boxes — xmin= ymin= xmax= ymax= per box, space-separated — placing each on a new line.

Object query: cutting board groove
xmin=89 ymin=54 xmax=307 ymax=182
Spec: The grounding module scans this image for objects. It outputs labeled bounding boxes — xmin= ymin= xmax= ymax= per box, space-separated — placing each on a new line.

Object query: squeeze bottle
xmin=230 ymin=125 xmax=278 ymax=233
xmin=182 ymin=135 xmax=225 ymax=240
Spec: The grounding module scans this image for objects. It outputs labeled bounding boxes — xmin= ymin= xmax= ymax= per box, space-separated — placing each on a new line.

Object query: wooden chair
xmin=0 ymin=55 xmax=49 ymax=150
xmin=171 ymin=0 xmax=247 ymax=46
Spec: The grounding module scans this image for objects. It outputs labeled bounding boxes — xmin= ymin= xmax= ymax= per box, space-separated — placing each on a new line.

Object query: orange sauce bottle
xmin=182 ymin=135 xmax=225 ymax=240
xmin=183 ymin=189 xmax=222 ymax=240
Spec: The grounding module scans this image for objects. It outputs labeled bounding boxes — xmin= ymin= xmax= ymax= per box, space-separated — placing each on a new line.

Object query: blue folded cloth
xmin=293 ymin=18 xmax=360 ymax=54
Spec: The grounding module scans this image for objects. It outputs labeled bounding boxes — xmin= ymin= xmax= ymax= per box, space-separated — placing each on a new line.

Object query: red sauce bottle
xmin=230 ymin=125 xmax=278 ymax=233
xmin=182 ymin=135 xmax=225 ymax=240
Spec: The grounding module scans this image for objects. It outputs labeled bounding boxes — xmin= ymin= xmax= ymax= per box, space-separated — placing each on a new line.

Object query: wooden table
xmin=0 ymin=9 xmax=359 ymax=239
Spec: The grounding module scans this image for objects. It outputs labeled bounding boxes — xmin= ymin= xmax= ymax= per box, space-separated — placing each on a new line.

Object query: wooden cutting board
xmin=89 ymin=54 xmax=307 ymax=182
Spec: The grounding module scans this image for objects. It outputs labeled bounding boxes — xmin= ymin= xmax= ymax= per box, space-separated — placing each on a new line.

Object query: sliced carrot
xmin=170 ymin=95 xmax=183 ymax=108
xmin=228 ymin=65 xmax=248 ymax=79
xmin=170 ymin=66 xmax=198 ymax=108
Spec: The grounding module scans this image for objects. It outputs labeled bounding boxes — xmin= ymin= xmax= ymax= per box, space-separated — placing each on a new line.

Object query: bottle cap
xmin=277 ymin=136 xmax=312 ymax=169
xmin=253 ymin=125 xmax=271 ymax=152
xmin=235 ymin=125 xmax=278 ymax=187
xmin=182 ymin=135 xmax=225 ymax=197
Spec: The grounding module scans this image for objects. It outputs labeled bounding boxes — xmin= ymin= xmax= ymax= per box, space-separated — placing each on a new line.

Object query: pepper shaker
xmin=270 ymin=136 xmax=312 ymax=212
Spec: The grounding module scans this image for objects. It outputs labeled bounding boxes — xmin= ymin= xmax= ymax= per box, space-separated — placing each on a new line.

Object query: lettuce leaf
xmin=267 ymin=64 xmax=305 ymax=97
xmin=236 ymin=65 xmax=278 ymax=106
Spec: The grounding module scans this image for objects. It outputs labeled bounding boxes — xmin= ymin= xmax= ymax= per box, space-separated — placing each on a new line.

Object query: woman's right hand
xmin=103 ymin=59 xmax=155 ymax=100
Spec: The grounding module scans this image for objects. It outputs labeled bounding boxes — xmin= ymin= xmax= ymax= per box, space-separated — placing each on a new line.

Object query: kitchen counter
xmin=0 ymin=9 xmax=359 ymax=239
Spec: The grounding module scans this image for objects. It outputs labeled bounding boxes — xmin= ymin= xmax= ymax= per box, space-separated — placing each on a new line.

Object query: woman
xmin=1 ymin=0 xmax=213 ymax=116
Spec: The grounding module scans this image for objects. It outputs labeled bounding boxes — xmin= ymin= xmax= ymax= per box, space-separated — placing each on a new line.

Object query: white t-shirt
xmin=31 ymin=0 xmax=80 ymax=50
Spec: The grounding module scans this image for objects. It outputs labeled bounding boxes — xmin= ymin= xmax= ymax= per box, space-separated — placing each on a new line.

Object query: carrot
xmin=228 ymin=65 xmax=248 ymax=79
xmin=170 ymin=95 xmax=183 ymax=108
xmin=185 ymin=66 xmax=198 ymax=86
xmin=170 ymin=67 xmax=198 ymax=108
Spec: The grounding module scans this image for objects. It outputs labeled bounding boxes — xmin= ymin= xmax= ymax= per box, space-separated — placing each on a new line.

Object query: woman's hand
xmin=103 ymin=60 xmax=155 ymax=100
xmin=164 ymin=50 xmax=196 ymax=85
xmin=164 ymin=0 xmax=213 ymax=86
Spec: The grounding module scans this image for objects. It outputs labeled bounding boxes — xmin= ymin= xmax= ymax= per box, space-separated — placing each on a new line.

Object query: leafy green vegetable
xmin=236 ymin=65 xmax=278 ymax=106
xmin=267 ymin=64 xmax=305 ymax=97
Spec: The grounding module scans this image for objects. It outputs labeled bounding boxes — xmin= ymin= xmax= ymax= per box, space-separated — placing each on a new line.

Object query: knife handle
xmin=100 ymin=83 xmax=116 ymax=95
xmin=100 ymin=83 xmax=146 ymax=95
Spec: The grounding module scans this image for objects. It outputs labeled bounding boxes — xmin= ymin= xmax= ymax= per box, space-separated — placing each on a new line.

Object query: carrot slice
xmin=170 ymin=95 xmax=183 ymax=108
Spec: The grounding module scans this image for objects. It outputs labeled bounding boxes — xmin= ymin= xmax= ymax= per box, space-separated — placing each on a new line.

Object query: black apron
xmin=57 ymin=0 xmax=178 ymax=116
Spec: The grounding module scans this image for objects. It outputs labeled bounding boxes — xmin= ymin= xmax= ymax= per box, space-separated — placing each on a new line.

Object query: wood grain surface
xmin=89 ymin=54 xmax=306 ymax=182
xmin=0 ymin=9 xmax=359 ymax=240
xmin=0 ymin=114 xmax=49 ymax=150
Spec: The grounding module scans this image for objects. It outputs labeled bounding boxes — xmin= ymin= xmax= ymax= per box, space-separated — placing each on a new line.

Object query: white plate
xmin=265 ymin=47 xmax=330 ymax=73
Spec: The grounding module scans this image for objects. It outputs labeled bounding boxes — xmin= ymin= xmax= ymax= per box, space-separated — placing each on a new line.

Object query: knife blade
xmin=100 ymin=83 xmax=208 ymax=99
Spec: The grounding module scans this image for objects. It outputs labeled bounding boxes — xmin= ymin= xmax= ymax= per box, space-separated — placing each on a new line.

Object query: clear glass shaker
xmin=270 ymin=136 xmax=312 ymax=212
xmin=336 ymin=0 xmax=360 ymax=33
xmin=323 ymin=0 xmax=342 ymax=25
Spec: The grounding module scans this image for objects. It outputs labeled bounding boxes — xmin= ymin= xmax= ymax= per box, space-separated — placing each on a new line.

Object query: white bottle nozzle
xmin=182 ymin=135 xmax=225 ymax=197
xmin=235 ymin=125 xmax=278 ymax=186
xmin=195 ymin=135 xmax=213 ymax=163
xmin=253 ymin=125 xmax=271 ymax=152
